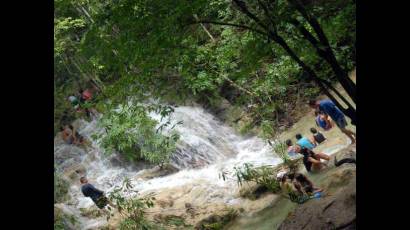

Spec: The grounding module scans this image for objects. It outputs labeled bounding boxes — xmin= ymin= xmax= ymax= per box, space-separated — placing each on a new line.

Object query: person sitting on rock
xmin=310 ymin=128 xmax=326 ymax=145
xmin=285 ymin=139 xmax=298 ymax=158
xmin=287 ymin=172 xmax=323 ymax=195
xmin=296 ymin=133 xmax=316 ymax=150
xmin=294 ymin=145 xmax=330 ymax=172
xmin=80 ymin=177 xmax=112 ymax=210
xmin=277 ymin=171 xmax=321 ymax=203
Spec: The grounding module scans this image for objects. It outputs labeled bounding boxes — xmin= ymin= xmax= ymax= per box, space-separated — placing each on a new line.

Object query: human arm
xmin=307 ymin=157 xmax=323 ymax=164
xmin=309 ymin=136 xmax=317 ymax=146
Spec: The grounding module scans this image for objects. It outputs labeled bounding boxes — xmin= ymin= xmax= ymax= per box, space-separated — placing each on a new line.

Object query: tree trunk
xmin=289 ymin=0 xmax=356 ymax=103
xmin=270 ymin=33 xmax=356 ymax=125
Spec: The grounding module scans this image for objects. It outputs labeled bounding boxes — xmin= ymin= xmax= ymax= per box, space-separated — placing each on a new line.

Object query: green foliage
xmin=231 ymin=163 xmax=281 ymax=194
xmin=97 ymin=103 xmax=180 ymax=166
xmin=108 ymin=178 xmax=159 ymax=230
xmin=54 ymin=172 xmax=70 ymax=203
xmin=54 ymin=0 xmax=356 ymax=137
xmin=269 ymin=138 xmax=300 ymax=173
xmin=54 ymin=208 xmax=78 ymax=230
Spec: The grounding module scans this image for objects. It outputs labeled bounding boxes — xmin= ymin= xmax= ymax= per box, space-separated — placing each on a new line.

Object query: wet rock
xmin=79 ymin=206 xmax=105 ymax=219
xmin=185 ymin=202 xmax=196 ymax=217
xmin=157 ymin=199 xmax=174 ymax=208
xmin=54 ymin=144 xmax=87 ymax=172
xmin=63 ymin=164 xmax=87 ymax=182
xmin=136 ymin=163 xmax=179 ymax=180
xmin=239 ymin=182 xmax=270 ymax=200
xmin=195 ymin=209 xmax=238 ymax=230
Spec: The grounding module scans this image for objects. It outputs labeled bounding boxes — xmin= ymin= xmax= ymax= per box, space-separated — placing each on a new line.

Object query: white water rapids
xmin=54 ymin=105 xmax=347 ymax=229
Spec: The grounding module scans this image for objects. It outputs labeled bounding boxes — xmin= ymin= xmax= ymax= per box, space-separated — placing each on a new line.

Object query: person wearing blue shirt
xmin=295 ymin=133 xmax=316 ymax=150
xmin=309 ymin=99 xmax=356 ymax=144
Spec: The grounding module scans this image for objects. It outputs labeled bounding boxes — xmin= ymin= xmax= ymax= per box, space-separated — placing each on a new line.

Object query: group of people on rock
xmin=60 ymin=82 xmax=101 ymax=146
xmin=276 ymin=98 xmax=356 ymax=203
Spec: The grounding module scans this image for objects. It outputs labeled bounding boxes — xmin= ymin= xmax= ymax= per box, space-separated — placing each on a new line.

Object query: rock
xmin=278 ymin=177 xmax=356 ymax=230
xmin=63 ymin=164 xmax=87 ymax=182
xmin=157 ymin=199 xmax=174 ymax=208
xmin=79 ymin=206 xmax=105 ymax=218
xmin=239 ymin=182 xmax=270 ymax=200
xmin=185 ymin=203 xmax=196 ymax=217
xmin=136 ymin=163 xmax=179 ymax=180
xmin=195 ymin=209 xmax=238 ymax=230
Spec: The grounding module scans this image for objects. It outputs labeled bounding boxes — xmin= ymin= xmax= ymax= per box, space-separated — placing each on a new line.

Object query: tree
xmin=192 ymin=0 xmax=356 ymax=124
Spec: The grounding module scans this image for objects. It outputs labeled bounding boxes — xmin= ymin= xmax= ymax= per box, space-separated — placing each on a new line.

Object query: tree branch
xmin=187 ymin=20 xmax=269 ymax=37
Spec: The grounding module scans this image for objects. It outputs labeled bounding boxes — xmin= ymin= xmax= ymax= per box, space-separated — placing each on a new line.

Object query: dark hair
xmin=80 ymin=177 xmax=87 ymax=183
xmin=295 ymin=173 xmax=307 ymax=183
xmin=314 ymin=111 xmax=319 ymax=116
xmin=295 ymin=134 xmax=302 ymax=140
xmin=281 ymin=175 xmax=287 ymax=183
xmin=285 ymin=139 xmax=292 ymax=146
xmin=69 ymin=125 xmax=74 ymax=130
xmin=60 ymin=126 xmax=65 ymax=131
xmin=287 ymin=173 xmax=295 ymax=180
xmin=310 ymin=128 xmax=317 ymax=134
xmin=308 ymin=99 xmax=317 ymax=106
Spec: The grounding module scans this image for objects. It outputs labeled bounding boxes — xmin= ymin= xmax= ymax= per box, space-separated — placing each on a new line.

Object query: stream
xmin=54 ymin=105 xmax=349 ymax=229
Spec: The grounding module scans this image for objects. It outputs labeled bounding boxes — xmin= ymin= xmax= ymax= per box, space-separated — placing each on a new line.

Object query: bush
xmin=97 ymin=103 xmax=180 ymax=166
xmin=108 ymin=178 xmax=159 ymax=230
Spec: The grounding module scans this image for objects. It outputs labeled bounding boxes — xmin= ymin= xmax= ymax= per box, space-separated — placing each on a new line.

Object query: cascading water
xmin=54 ymin=105 xmax=348 ymax=229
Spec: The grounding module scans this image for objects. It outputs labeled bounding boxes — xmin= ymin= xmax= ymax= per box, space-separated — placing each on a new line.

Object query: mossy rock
xmin=154 ymin=214 xmax=193 ymax=229
xmin=79 ymin=207 xmax=105 ymax=218
xmin=239 ymin=183 xmax=270 ymax=200
xmin=195 ymin=209 xmax=238 ymax=230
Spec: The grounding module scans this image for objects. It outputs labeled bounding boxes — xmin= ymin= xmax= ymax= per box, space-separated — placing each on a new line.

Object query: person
xmin=310 ymin=128 xmax=326 ymax=144
xmin=315 ymin=111 xmax=332 ymax=131
xmin=294 ymin=145 xmax=330 ymax=172
xmin=68 ymin=95 xmax=80 ymax=110
xmin=309 ymin=99 xmax=356 ymax=144
xmin=295 ymin=133 xmax=316 ymax=150
xmin=80 ymin=177 xmax=111 ymax=209
xmin=277 ymin=171 xmax=322 ymax=204
xmin=69 ymin=125 xmax=85 ymax=145
xmin=287 ymin=172 xmax=323 ymax=195
xmin=285 ymin=139 xmax=297 ymax=158
xmin=61 ymin=125 xmax=74 ymax=144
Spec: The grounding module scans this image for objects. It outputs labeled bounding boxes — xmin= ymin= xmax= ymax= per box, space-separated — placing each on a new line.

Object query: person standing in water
xmin=309 ymin=99 xmax=356 ymax=144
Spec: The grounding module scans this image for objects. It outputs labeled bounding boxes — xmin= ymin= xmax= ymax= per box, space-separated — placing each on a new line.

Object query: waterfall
xmin=54 ymin=106 xmax=283 ymax=229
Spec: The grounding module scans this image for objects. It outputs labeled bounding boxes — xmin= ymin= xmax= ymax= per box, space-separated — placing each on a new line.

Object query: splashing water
xmin=54 ymin=105 xmax=348 ymax=229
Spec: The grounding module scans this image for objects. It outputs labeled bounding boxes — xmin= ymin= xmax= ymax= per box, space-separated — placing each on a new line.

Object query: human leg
xmin=315 ymin=152 xmax=330 ymax=161
xmin=336 ymin=117 xmax=356 ymax=144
